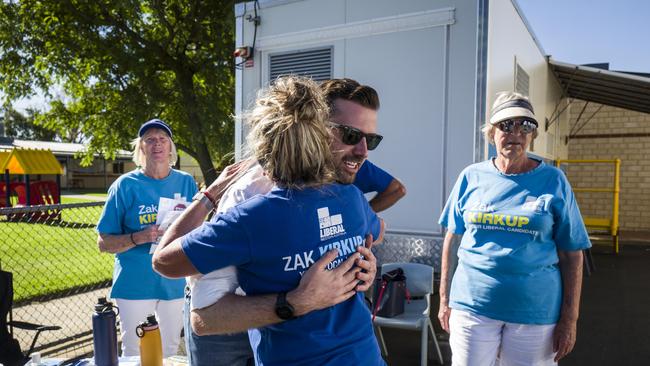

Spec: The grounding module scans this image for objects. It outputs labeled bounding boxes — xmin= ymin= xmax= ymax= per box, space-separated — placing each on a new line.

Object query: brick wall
xmin=567 ymin=100 xmax=650 ymax=232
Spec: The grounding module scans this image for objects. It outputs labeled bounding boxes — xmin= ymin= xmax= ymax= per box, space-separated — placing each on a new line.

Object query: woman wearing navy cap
xmin=96 ymin=119 xmax=197 ymax=357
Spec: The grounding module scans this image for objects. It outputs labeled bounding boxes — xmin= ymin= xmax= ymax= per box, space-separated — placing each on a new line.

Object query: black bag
xmin=371 ymin=268 xmax=410 ymax=319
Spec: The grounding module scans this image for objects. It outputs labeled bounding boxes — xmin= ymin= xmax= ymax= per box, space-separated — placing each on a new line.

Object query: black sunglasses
xmin=330 ymin=123 xmax=383 ymax=150
xmin=496 ymin=119 xmax=537 ymax=134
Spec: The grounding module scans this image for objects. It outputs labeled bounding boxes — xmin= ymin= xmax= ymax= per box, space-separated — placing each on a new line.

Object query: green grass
xmin=61 ymin=189 xmax=108 ymax=197
xmin=83 ymin=192 xmax=108 ymax=197
xmin=0 ymin=205 xmax=113 ymax=303
xmin=60 ymin=196 xmax=97 ymax=204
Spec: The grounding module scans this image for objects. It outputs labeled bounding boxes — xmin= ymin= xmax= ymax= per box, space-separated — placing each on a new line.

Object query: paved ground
xmin=12 ymin=288 xmax=111 ymax=358
xmin=17 ymin=241 xmax=650 ymax=365
xmin=383 ymin=241 xmax=650 ymax=365
xmin=561 ymin=243 xmax=650 ymax=366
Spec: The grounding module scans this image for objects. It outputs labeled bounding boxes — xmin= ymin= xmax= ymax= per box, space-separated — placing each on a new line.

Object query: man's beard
xmin=334 ymin=155 xmax=365 ymax=184
xmin=336 ymin=168 xmax=356 ymax=184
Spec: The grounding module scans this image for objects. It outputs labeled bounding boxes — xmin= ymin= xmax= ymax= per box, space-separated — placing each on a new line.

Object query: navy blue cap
xmin=138 ymin=119 xmax=172 ymax=138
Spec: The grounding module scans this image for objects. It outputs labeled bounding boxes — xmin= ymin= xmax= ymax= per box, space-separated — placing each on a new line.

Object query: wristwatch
xmin=192 ymin=191 xmax=216 ymax=211
xmin=275 ymin=292 xmax=296 ymax=320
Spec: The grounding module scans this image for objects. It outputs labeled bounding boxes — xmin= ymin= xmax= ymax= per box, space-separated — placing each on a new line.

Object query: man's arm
xmin=191 ymin=237 xmax=378 ymax=335
xmin=152 ymin=161 xmax=248 ymax=276
xmin=158 ymin=161 xmax=248 ymax=247
xmin=368 ymin=178 xmax=406 ymax=212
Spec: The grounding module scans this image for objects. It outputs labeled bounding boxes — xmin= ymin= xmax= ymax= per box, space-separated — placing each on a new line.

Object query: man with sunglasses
xmin=323 ymin=78 xmax=406 ymax=212
xmin=163 ymin=78 xmax=405 ymax=366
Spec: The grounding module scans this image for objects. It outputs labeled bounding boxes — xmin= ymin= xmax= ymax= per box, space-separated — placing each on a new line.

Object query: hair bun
xmin=272 ymin=77 xmax=328 ymax=125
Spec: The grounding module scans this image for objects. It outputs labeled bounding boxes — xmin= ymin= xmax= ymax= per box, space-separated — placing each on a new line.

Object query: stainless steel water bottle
xmin=92 ymin=297 xmax=119 ymax=366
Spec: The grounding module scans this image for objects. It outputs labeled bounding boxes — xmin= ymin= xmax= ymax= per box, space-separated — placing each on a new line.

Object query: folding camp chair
xmin=373 ymin=262 xmax=443 ymax=365
xmin=0 ymin=266 xmax=60 ymax=365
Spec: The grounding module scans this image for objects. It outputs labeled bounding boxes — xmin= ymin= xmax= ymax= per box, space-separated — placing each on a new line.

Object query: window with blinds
xmin=269 ymin=47 xmax=333 ymax=82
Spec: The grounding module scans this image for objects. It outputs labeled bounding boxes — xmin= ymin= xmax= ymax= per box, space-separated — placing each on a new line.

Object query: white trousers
xmin=449 ymin=309 xmax=557 ymax=366
xmin=114 ymin=298 xmax=184 ymax=358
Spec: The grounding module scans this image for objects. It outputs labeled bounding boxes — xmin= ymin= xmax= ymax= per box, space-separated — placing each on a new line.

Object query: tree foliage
xmin=0 ymin=0 xmax=236 ymax=183
xmin=1 ymin=107 xmax=59 ymax=141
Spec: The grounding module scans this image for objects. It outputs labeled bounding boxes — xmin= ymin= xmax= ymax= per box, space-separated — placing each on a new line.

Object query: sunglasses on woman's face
xmin=330 ymin=123 xmax=383 ymax=150
xmin=496 ymin=119 xmax=537 ymax=134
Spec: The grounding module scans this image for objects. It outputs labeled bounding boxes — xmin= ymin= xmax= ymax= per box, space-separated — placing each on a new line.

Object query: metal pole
xmin=4 ymin=169 xmax=9 ymax=207
xmin=612 ymin=159 xmax=621 ymax=254
xmin=56 ymin=174 xmax=61 ymax=204
xmin=25 ymin=174 xmax=30 ymax=205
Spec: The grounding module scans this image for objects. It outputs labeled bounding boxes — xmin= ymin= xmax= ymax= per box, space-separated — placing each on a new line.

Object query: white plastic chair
xmin=373 ymin=262 xmax=443 ymax=365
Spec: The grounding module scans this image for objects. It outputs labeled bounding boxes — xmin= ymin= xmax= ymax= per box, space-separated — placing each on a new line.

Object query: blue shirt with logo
xmin=354 ymin=160 xmax=394 ymax=194
xmin=438 ymin=159 xmax=590 ymax=324
xmin=97 ymin=169 xmax=198 ymax=300
xmin=181 ymin=183 xmax=384 ymax=366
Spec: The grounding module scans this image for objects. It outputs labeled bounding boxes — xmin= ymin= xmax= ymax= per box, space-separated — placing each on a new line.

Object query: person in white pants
xmin=437 ymin=92 xmax=591 ymax=365
xmin=114 ymin=299 xmax=184 ymax=356
xmin=97 ymin=119 xmax=198 ymax=357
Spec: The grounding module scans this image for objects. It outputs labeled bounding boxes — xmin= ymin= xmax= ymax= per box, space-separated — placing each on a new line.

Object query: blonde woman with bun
xmin=153 ymin=76 xmax=386 ymax=365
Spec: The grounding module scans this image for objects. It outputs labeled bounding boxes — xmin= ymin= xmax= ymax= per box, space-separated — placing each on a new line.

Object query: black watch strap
xmin=275 ymin=291 xmax=296 ymax=320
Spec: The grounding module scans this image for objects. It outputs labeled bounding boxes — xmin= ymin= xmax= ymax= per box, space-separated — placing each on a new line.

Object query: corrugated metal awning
xmin=0 ymin=148 xmax=63 ymax=175
xmin=0 ymin=139 xmax=132 ymax=158
xmin=549 ymin=59 xmax=650 ymax=114
xmin=0 ymin=151 xmax=10 ymax=168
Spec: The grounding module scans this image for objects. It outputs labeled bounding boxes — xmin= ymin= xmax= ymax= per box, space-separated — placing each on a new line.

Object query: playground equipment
xmin=0 ymin=148 xmax=63 ymax=213
xmin=555 ymin=159 xmax=621 ymax=254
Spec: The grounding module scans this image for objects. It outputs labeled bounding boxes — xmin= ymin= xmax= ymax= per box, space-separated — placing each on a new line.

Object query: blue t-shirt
xmin=438 ymin=159 xmax=591 ymax=324
xmin=352 ymin=160 xmax=394 ymax=193
xmin=353 ymin=160 xmax=394 ymax=194
xmin=97 ymin=169 xmax=198 ymax=300
xmin=182 ymin=183 xmax=384 ymax=366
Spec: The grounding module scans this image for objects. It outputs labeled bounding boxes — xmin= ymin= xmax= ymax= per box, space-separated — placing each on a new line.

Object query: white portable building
xmin=234 ymin=0 xmax=570 ymax=268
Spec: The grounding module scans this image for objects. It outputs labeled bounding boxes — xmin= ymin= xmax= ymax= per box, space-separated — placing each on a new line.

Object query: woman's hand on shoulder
xmin=206 ymin=159 xmax=252 ymax=198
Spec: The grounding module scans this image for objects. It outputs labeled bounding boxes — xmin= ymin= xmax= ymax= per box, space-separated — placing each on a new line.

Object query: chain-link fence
xmin=1 ymin=202 xmax=113 ymax=359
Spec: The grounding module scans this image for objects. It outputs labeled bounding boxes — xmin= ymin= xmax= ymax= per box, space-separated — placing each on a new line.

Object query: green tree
xmin=1 ymin=107 xmax=59 ymax=141
xmin=0 ymin=0 xmax=236 ymax=183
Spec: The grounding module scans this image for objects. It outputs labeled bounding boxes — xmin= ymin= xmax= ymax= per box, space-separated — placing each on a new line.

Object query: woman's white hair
xmin=483 ymin=91 xmax=539 ymax=145
xmin=131 ymin=128 xmax=178 ymax=168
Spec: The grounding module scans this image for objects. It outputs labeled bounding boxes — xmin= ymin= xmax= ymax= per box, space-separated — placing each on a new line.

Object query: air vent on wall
xmin=515 ymin=63 xmax=530 ymax=96
xmin=269 ymin=47 xmax=332 ymax=82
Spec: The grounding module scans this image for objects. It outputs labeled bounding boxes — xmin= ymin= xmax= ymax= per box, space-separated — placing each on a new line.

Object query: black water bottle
xmin=92 ymin=297 xmax=119 ymax=366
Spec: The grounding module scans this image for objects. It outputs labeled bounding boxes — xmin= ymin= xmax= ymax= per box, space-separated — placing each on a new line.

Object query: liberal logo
xmin=318 ymin=207 xmax=346 ymax=241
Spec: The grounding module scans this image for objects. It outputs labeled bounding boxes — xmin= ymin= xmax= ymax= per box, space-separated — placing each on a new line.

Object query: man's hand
xmin=553 ymin=317 xmax=577 ymax=362
xmin=354 ymin=235 xmax=377 ymax=292
xmin=287 ymin=249 xmax=362 ymax=316
xmin=133 ymin=224 xmax=162 ymax=244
